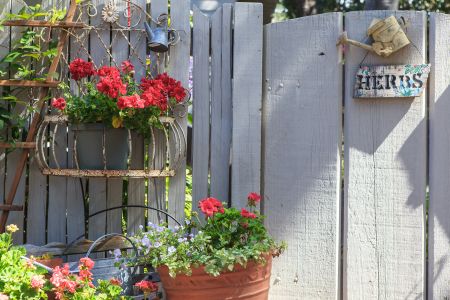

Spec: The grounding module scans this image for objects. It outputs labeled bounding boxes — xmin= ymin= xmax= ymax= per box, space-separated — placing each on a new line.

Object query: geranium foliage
xmin=127 ymin=193 xmax=286 ymax=277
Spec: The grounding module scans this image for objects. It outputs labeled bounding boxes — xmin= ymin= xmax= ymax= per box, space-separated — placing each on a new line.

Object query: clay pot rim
xmin=157 ymin=253 xmax=273 ymax=277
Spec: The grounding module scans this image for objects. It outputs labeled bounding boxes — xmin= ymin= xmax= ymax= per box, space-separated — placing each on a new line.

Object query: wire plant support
xmin=35 ymin=115 xmax=187 ymax=178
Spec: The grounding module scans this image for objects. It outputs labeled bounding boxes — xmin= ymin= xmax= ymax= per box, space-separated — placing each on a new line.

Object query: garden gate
xmin=2 ymin=1 xmax=450 ymax=299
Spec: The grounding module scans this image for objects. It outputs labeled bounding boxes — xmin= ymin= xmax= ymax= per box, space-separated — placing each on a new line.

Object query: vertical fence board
xmin=192 ymin=6 xmax=210 ymax=210
xmin=127 ymin=0 xmax=147 ymax=232
xmin=231 ymin=3 xmax=262 ymax=208
xmin=5 ymin=0 xmax=28 ymax=243
xmin=65 ymin=2 xmax=88 ymax=248
xmin=210 ymin=6 xmax=232 ymax=203
xmin=344 ymin=11 xmax=426 ymax=300
xmin=167 ymin=0 xmax=190 ymax=224
xmin=148 ymin=0 xmax=168 ymax=225
xmin=27 ymin=155 xmax=47 ymax=245
xmin=0 ymin=0 xmax=11 ymax=233
xmin=263 ymin=13 xmax=342 ymax=299
xmin=429 ymin=12 xmax=450 ymax=300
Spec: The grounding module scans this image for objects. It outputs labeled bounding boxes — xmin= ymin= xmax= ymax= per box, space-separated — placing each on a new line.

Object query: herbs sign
xmin=354 ymin=64 xmax=430 ymax=98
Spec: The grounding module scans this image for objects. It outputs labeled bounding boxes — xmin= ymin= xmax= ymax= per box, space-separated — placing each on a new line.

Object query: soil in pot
xmin=72 ymin=124 xmax=129 ymax=170
xmin=158 ymin=256 xmax=272 ymax=300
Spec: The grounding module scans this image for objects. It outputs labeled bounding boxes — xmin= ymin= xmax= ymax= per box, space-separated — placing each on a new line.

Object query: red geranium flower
xmin=117 ymin=94 xmax=145 ymax=109
xmin=69 ymin=58 xmax=95 ymax=80
xmin=247 ymin=192 xmax=261 ymax=206
xmin=134 ymin=280 xmax=158 ymax=293
xmin=79 ymin=257 xmax=95 ymax=270
xmin=96 ymin=75 xmax=127 ymax=99
xmin=141 ymin=86 xmax=168 ymax=111
xmin=96 ymin=66 xmax=121 ymax=78
xmin=241 ymin=208 xmax=257 ymax=219
xmin=121 ymin=60 xmax=134 ymax=74
xmin=52 ymin=97 xmax=66 ymax=110
xmin=198 ymin=197 xmax=224 ymax=217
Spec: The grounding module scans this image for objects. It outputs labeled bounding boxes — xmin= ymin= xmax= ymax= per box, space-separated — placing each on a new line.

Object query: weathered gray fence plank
xmin=344 ymin=11 xmax=426 ymax=299
xmin=27 ymin=152 xmax=47 ymax=245
xmin=263 ymin=12 xmax=342 ymax=300
xmin=86 ymin=0 xmax=109 ymax=244
xmin=148 ymin=0 xmax=168 ymax=225
xmin=210 ymin=6 xmax=232 ymax=203
xmin=231 ymin=3 xmax=262 ymax=208
xmin=5 ymin=0 xmax=28 ymax=244
xmin=192 ymin=6 xmax=210 ymax=210
xmin=429 ymin=12 xmax=450 ymax=300
xmin=167 ymin=0 xmax=190 ymax=225
xmin=127 ymin=0 xmax=147 ymax=232
xmin=0 ymin=0 xmax=11 ymax=235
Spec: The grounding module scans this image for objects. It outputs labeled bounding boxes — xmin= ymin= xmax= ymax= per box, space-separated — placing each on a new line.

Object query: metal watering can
xmin=144 ymin=14 xmax=178 ymax=53
xmin=337 ymin=16 xmax=410 ymax=57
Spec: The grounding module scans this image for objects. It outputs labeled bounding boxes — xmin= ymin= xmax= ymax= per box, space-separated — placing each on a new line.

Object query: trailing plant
xmin=125 ymin=193 xmax=286 ymax=277
xmin=55 ymin=59 xmax=188 ymax=137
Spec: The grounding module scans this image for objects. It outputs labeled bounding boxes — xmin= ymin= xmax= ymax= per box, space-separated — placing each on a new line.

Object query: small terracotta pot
xmin=158 ymin=255 xmax=272 ymax=300
xmin=37 ymin=258 xmax=63 ymax=269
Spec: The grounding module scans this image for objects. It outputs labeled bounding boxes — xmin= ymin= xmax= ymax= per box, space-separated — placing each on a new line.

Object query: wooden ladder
xmin=0 ymin=0 xmax=80 ymax=232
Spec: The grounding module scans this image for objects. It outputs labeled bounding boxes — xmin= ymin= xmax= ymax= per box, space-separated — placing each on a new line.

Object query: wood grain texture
xmin=343 ymin=11 xmax=426 ymax=300
xmin=210 ymin=5 xmax=232 ymax=203
xmin=192 ymin=6 xmax=210 ymax=211
xmin=148 ymin=0 xmax=168 ymax=225
xmin=0 ymin=0 xmax=10 ymax=233
xmin=428 ymin=12 xmax=450 ymax=300
xmin=167 ymin=0 xmax=190 ymax=225
xmin=263 ymin=13 xmax=342 ymax=300
xmin=128 ymin=132 xmax=145 ymax=234
xmin=5 ymin=0 xmax=28 ymax=243
xmin=231 ymin=3 xmax=262 ymax=208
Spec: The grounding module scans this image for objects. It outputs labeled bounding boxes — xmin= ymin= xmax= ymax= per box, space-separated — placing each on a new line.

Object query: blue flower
xmin=168 ymin=246 xmax=176 ymax=254
xmin=154 ymin=242 xmax=162 ymax=248
xmin=178 ymin=237 xmax=187 ymax=243
xmin=141 ymin=236 xmax=151 ymax=247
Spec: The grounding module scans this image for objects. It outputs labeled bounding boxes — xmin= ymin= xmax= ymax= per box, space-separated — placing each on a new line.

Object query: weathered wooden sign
xmin=354 ymin=64 xmax=431 ymax=98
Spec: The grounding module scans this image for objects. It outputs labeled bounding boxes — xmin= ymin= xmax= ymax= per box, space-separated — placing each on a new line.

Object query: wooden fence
xmin=2 ymin=1 xmax=450 ymax=299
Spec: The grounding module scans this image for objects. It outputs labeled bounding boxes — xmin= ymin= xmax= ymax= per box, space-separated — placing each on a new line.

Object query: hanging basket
xmin=35 ymin=115 xmax=186 ymax=178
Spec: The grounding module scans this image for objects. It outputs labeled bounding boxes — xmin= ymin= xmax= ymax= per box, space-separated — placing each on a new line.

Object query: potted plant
xmin=126 ymin=193 xmax=285 ymax=300
xmin=54 ymin=59 xmax=187 ymax=170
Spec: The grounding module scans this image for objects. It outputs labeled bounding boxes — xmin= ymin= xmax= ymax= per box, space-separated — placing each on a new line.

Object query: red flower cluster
xmin=247 ymin=192 xmax=261 ymax=206
xmin=50 ymin=264 xmax=78 ymax=298
xmin=69 ymin=58 xmax=95 ymax=81
xmin=198 ymin=197 xmax=224 ymax=217
xmin=134 ymin=280 xmax=158 ymax=293
xmin=140 ymin=73 xmax=187 ymax=111
xmin=96 ymin=67 xmax=127 ymax=99
xmin=121 ymin=60 xmax=134 ymax=74
xmin=117 ymin=94 xmax=145 ymax=110
xmin=78 ymin=257 xmax=94 ymax=286
xmin=155 ymin=73 xmax=187 ymax=102
xmin=241 ymin=208 xmax=257 ymax=219
xmin=52 ymin=97 xmax=66 ymax=110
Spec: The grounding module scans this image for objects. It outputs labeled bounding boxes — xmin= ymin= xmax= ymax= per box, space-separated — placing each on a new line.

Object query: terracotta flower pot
xmin=158 ymin=255 xmax=272 ymax=300
xmin=36 ymin=258 xmax=63 ymax=269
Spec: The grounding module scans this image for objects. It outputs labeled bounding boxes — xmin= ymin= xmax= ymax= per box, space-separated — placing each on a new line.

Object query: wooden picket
xmin=263 ymin=12 xmax=343 ymax=299
xmin=429 ymin=12 xmax=450 ymax=300
xmin=343 ymin=11 xmax=426 ymax=300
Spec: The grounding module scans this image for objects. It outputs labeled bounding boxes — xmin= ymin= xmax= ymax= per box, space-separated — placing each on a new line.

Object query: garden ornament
xmin=144 ymin=14 xmax=177 ymax=53
xmin=337 ymin=16 xmax=410 ymax=57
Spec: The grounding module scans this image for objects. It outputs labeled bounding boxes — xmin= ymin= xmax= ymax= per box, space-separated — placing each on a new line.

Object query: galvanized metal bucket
xmin=68 ymin=233 xmax=139 ymax=295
